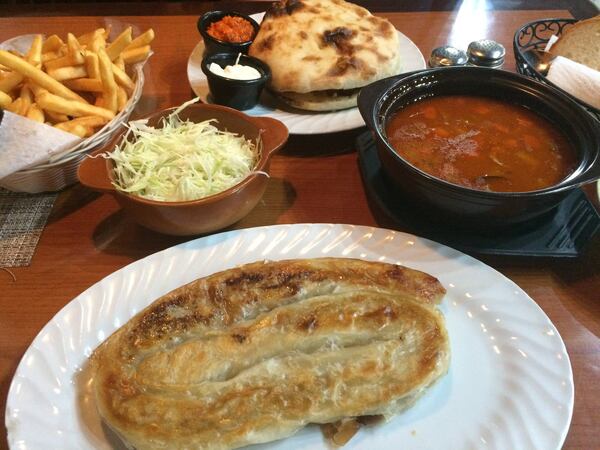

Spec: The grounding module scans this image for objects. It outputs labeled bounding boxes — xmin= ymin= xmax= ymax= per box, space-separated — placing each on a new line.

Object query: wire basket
xmin=0 ymin=34 xmax=146 ymax=193
xmin=513 ymin=18 xmax=600 ymax=122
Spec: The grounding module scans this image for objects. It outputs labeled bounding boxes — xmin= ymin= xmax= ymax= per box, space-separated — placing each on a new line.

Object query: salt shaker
xmin=429 ymin=46 xmax=468 ymax=68
xmin=466 ymin=39 xmax=506 ymax=68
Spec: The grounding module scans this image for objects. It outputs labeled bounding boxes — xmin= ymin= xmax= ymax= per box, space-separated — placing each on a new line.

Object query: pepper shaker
xmin=429 ymin=46 xmax=468 ymax=68
xmin=466 ymin=39 xmax=506 ymax=68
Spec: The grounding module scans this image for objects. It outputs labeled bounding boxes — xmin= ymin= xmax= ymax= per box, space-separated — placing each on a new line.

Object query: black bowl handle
xmin=358 ymin=77 xmax=397 ymax=130
xmin=571 ymin=115 xmax=600 ymax=186
xmin=575 ymin=155 xmax=600 ymax=187
xmin=358 ymin=70 xmax=424 ymax=130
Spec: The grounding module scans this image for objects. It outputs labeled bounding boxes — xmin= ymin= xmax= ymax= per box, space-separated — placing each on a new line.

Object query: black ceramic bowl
xmin=198 ymin=10 xmax=259 ymax=56
xmin=201 ymin=52 xmax=271 ymax=110
xmin=358 ymin=66 xmax=600 ymax=229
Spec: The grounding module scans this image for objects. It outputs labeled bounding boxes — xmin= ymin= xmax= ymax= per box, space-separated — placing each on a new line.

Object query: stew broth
xmin=385 ymin=95 xmax=577 ymax=192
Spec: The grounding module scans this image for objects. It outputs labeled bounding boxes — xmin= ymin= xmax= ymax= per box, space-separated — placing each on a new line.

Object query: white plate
xmin=187 ymin=13 xmax=426 ymax=134
xmin=6 ymin=224 xmax=573 ymax=450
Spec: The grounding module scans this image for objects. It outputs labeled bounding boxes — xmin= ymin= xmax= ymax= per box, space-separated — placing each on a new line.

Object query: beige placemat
xmin=0 ymin=188 xmax=57 ymax=268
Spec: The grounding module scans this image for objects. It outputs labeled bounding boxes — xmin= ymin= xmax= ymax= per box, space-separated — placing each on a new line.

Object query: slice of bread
xmin=550 ymin=15 xmax=600 ymax=71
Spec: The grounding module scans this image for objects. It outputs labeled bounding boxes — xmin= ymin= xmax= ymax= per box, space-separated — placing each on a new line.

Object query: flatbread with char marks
xmin=248 ymin=0 xmax=402 ymax=111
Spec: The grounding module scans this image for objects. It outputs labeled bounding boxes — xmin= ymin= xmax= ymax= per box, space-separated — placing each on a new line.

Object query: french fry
xmin=19 ymin=101 xmax=30 ymax=116
xmin=117 ymin=85 xmax=127 ymax=111
xmin=0 ymin=50 xmax=86 ymax=103
xmin=123 ymin=28 xmax=155 ymax=51
xmin=89 ymin=29 xmax=106 ymax=53
xmin=63 ymin=77 xmax=103 ymax=92
xmin=44 ymin=109 xmax=69 ymax=123
xmin=94 ymin=95 xmax=104 ymax=107
xmin=56 ymin=114 xmax=108 ymax=129
xmin=26 ymin=103 xmax=45 ymax=122
xmin=7 ymin=97 xmax=28 ymax=115
xmin=111 ymin=62 xmax=135 ymax=93
xmin=66 ymin=33 xmax=78 ymax=53
xmin=0 ymin=71 xmax=24 ymax=93
xmin=47 ymin=65 xmax=88 ymax=81
xmin=55 ymin=121 xmax=90 ymax=138
xmin=97 ymin=48 xmax=118 ymax=113
xmin=106 ymin=27 xmax=132 ymax=61
xmin=42 ymin=55 xmax=73 ymax=70
xmin=20 ymin=84 xmax=32 ymax=99
xmin=0 ymin=90 xmax=11 ymax=108
xmin=26 ymin=35 xmax=43 ymax=68
xmin=114 ymin=55 xmax=125 ymax=71
xmin=20 ymin=84 xmax=33 ymax=110
xmin=66 ymin=33 xmax=85 ymax=65
xmin=54 ymin=115 xmax=108 ymax=137
xmin=44 ymin=47 xmax=87 ymax=70
xmin=27 ymin=82 xmax=47 ymax=98
xmin=77 ymin=28 xmax=105 ymax=46
xmin=6 ymin=98 xmax=21 ymax=113
xmin=37 ymin=91 xmax=114 ymax=121
xmin=42 ymin=34 xmax=64 ymax=53
xmin=121 ymin=45 xmax=150 ymax=64
xmin=44 ymin=54 xmax=79 ymax=70
xmin=103 ymin=25 xmax=112 ymax=40
xmin=42 ymin=51 xmax=62 ymax=63
xmin=82 ymin=126 xmax=96 ymax=137
xmin=84 ymin=51 xmax=100 ymax=79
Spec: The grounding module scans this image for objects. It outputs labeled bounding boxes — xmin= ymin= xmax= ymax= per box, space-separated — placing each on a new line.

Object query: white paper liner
xmin=0 ymin=112 xmax=81 ymax=178
xmin=541 ymin=34 xmax=600 ymax=110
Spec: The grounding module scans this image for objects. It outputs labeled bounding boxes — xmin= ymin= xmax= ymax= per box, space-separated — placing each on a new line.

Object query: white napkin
xmin=542 ymin=34 xmax=600 ymax=109
xmin=546 ymin=56 xmax=600 ymax=109
xmin=543 ymin=35 xmax=559 ymax=52
xmin=0 ymin=111 xmax=81 ymax=179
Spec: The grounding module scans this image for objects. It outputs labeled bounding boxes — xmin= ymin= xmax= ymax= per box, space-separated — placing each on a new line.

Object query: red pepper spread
xmin=207 ymin=16 xmax=255 ymax=43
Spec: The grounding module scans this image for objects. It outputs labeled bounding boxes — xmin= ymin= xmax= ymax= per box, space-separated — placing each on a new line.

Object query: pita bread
xmin=275 ymin=88 xmax=359 ymax=111
xmin=91 ymin=258 xmax=449 ymax=449
xmin=249 ymin=0 xmax=402 ymax=111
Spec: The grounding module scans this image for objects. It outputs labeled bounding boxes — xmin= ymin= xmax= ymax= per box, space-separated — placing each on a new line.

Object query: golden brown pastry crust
xmin=91 ymin=258 xmax=449 ymax=449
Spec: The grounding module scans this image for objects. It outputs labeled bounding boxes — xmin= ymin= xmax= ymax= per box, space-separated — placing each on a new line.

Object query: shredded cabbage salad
xmin=105 ymin=99 xmax=260 ymax=202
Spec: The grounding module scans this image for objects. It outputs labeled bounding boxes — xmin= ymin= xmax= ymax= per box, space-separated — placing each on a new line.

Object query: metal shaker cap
xmin=467 ymin=39 xmax=506 ymax=68
xmin=429 ymin=45 xmax=468 ymax=68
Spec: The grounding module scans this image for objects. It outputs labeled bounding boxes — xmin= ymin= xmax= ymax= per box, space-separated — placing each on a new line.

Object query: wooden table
xmin=1 ymin=2 xmax=598 ymax=449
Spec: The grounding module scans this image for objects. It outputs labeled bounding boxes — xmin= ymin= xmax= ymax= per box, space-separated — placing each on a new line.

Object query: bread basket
xmin=0 ymin=34 xmax=146 ymax=193
xmin=513 ymin=18 xmax=600 ymax=122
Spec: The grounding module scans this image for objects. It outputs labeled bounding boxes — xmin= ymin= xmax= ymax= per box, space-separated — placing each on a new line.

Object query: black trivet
xmin=357 ymin=131 xmax=599 ymax=258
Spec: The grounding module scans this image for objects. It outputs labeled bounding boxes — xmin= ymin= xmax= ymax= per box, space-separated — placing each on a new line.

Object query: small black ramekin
xmin=201 ymin=52 xmax=271 ymax=110
xmin=197 ymin=11 xmax=259 ymax=56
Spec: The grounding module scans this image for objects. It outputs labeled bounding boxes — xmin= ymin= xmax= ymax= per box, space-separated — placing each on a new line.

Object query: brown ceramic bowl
xmin=78 ymin=104 xmax=288 ymax=236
